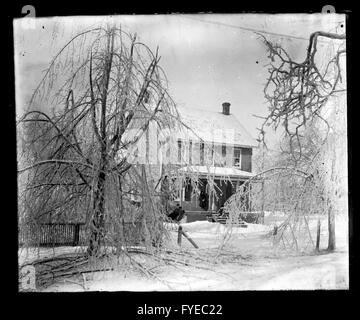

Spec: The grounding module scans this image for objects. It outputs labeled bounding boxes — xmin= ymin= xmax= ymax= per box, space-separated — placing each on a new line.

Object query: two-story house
xmin=165 ymin=102 xmax=258 ymax=220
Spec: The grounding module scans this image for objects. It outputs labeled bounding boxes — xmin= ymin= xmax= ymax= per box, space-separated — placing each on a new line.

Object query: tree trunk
xmin=315 ymin=219 xmax=321 ymax=252
xmin=88 ymin=31 xmax=113 ymax=256
xmin=327 ymin=205 xmax=336 ymax=251
xmin=88 ymin=165 xmax=106 ymax=256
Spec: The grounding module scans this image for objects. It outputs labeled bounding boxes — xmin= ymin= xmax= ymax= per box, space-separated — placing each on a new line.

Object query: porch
xmin=177 ymin=166 xmax=255 ymax=222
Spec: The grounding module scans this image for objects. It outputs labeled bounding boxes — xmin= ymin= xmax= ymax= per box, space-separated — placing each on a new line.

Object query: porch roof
xmin=179 ymin=165 xmax=255 ymax=180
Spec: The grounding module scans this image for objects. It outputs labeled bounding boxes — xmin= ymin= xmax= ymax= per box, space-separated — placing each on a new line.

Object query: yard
xmin=19 ymin=213 xmax=348 ymax=291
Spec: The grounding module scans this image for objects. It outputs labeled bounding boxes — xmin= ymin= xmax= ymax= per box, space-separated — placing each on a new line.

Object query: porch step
xmin=216 ymin=218 xmax=247 ymax=227
xmin=182 ymin=204 xmax=205 ymax=212
xmin=207 ymin=213 xmax=248 ymax=227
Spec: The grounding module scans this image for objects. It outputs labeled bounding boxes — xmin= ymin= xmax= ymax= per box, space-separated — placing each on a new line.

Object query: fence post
xmin=177 ymin=225 xmax=182 ymax=246
xmin=73 ymin=224 xmax=80 ymax=246
xmin=181 ymin=229 xmax=199 ymax=249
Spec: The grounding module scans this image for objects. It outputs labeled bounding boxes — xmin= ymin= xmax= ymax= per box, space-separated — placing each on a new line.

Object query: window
xmin=200 ymin=142 xmax=204 ymax=165
xmin=178 ymin=140 xmax=182 ymax=163
xmin=144 ymin=90 xmax=150 ymax=103
xmin=132 ymin=147 xmax=139 ymax=163
xmin=233 ymin=146 xmax=241 ymax=167
xmin=221 ymin=144 xmax=227 ymax=165
xmin=241 ymin=148 xmax=252 ymax=172
xmin=222 ymin=144 xmax=227 ymax=158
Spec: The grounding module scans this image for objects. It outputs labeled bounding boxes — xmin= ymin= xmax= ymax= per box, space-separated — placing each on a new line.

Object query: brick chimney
xmin=222 ymin=102 xmax=230 ymax=115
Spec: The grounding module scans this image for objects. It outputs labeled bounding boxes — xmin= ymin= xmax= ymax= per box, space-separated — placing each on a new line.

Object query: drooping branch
xmin=18 ymin=159 xmax=95 ymax=174
xmin=18 ymin=25 xmax=185 ymax=255
xmin=258 ymin=31 xmax=346 ymax=161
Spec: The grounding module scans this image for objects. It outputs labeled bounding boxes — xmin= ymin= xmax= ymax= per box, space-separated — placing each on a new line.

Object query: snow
xmin=176 ymin=106 xmax=257 ymax=147
xmin=20 ymin=214 xmax=349 ymax=291
xmin=167 ymin=220 xmax=271 ymax=234
xmin=18 ymin=246 xmax=84 ymax=266
xmin=181 ymin=220 xmax=271 ymax=235
xmin=179 ymin=166 xmax=255 ymax=179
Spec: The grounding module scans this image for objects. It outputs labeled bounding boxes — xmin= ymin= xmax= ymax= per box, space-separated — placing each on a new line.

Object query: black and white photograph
xmin=15 ymin=11 xmax=349 ymax=292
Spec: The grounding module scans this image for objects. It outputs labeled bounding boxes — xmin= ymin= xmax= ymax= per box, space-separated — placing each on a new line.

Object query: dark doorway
xmin=198 ymin=178 xmax=208 ymax=210
xmin=216 ymin=180 xmax=233 ymax=209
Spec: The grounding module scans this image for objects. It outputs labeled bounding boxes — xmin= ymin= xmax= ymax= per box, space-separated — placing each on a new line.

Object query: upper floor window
xmin=200 ymin=142 xmax=204 ymax=165
xmin=144 ymin=90 xmax=150 ymax=104
xmin=241 ymin=148 xmax=252 ymax=172
xmin=222 ymin=144 xmax=227 ymax=157
xmin=233 ymin=146 xmax=241 ymax=167
xmin=232 ymin=147 xmax=252 ymax=172
xmin=178 ymin=140 xmax=182 ymax=163
xmin=222 ymin=144 xmax=227 ymax=162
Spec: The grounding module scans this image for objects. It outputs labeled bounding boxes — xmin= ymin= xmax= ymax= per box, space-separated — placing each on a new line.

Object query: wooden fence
xmin=18 ymin=223 xmax=85 ymax=247
xmin=18 ymin=222 xmax=145 ymax=247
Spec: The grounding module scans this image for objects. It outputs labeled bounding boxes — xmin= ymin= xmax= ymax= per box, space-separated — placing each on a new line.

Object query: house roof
xmin=176 ymin=106 xmax=257 ymax=148
xmin=179 ymin=165 xmax=255 ymax=180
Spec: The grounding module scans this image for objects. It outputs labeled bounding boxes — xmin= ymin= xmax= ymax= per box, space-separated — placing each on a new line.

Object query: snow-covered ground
xmin=19 ymin=213 xmax=349 ymax=291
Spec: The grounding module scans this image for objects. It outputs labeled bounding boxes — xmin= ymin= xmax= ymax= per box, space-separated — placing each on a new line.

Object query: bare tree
xmin=256 ymin=30 xmax=346 ymax=252
xmin=17 ymin=26 xmax=182 ymax=256
xmin=259 ymin=31 xmax=345 ymax=155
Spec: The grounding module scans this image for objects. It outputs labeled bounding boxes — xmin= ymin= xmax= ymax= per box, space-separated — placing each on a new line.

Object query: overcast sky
xmin=14 ymin=14 xmax=345 ymax=147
